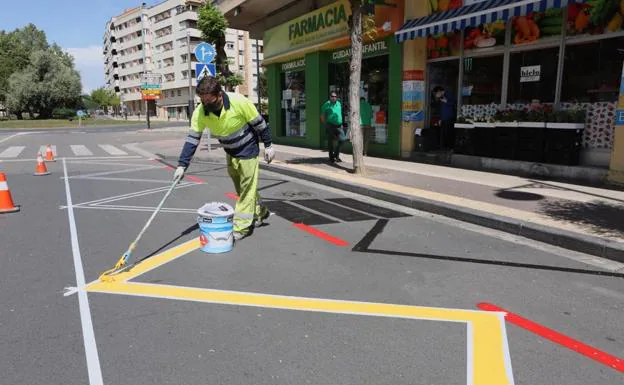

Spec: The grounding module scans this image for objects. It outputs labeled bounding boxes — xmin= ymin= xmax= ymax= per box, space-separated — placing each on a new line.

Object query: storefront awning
xmin=395 ymin=0 xmax=583 ymax=43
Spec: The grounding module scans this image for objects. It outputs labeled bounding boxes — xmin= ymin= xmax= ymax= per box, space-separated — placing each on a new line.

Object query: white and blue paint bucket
xmin=197 ymin=202 xmax=234 ymax=254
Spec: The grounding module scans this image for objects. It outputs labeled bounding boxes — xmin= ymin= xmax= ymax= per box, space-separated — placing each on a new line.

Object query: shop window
xmin=566 ymin=2 xmax=624 ymax=37
xmin=462 ymin=55 xmax=503 ymax=105
xmin=329 ymin=55 xmax=389 ymax=143
xmin=427 ymin=31 xmax=461 ymax=59
xmin=464 ymin=21 xmax=506 ymax=53
xmin=511 ymin=9 xmax=563 ymax=46
xmin=281 ymin=70 xmax=306 ymax=137
xmin=507 ymin=47 xmax=559 ymax=105
xmin=562 ymin=37 xmax=624 ymax=103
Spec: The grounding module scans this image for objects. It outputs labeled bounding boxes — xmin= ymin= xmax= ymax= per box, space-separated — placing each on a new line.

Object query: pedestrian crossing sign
xmin=196 ymin=63 xmax=216 ymax=83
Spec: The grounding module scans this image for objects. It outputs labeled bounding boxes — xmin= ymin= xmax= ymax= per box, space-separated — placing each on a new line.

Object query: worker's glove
xmin=173 ymin=166 xmax=185 ymax=181
xmin=264 ymin=145 xmax=275 ymax=164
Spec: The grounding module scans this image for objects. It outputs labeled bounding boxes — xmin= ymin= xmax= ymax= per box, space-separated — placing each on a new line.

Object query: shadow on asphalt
xmin=538 ymin=200 xmax=624 ymax=236
xmin=284 ymin=156 xmax=354 ymax=173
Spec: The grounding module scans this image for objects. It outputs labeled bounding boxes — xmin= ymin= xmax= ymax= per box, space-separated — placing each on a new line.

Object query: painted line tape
xmin=477 ymin=303 xmax=623 ymax=373
xmin=225 ymin=192 xmax=240 ymax=200
xmin=293 ymin=223 xmax=349 ymax=247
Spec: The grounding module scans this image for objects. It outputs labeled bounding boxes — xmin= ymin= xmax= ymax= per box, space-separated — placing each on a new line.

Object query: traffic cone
xmin=34 ymin=153 xmax=50 ymax=176
xmin=0 ymin=173 xmax=20 ymax=213
xmin=45 ymin=145 xmax=56 ymax=162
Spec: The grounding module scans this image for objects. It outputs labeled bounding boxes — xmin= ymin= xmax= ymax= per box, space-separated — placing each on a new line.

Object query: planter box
xmin=543 ymin=123 xmax=584 ymax=165
xmin=493 ymin=122 xmax=518 ymax=160
xmin=546 ymin=123 xmax=584 ymax=130
xmin=454 ymin=123 xmax=476 ymax=155
xmin=473 ymin=122 xmax=495 ymax=157
xmin=515 ymin=122 xmax=545 ymax=162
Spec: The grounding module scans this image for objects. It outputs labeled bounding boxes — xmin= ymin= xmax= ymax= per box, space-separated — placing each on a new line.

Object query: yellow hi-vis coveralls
xmin=177 ymin=92 xmax=271 ymax=234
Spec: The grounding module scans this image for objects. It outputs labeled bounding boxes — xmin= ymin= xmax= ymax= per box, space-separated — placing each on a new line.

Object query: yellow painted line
xmin=87 ymin=281 xmax=514 ymax=384
xmin=94 ymin=238 xmax=201 ymax=284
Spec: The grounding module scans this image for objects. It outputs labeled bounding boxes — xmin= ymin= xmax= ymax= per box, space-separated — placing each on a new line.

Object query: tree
xmin=347 ymin=0 xmax=387 ymax=175
xmin=0 ymin=24 xmax=48 ymax=106
xmin=90 ymin=87 xmax=119 ymax=108
xmin=197 ymin=3 xmax=243 ymax=91
xmin=6 ymin=48 xmax=81 ymax=119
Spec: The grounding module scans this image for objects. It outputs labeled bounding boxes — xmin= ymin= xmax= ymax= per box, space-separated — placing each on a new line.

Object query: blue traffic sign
xmin=77 ymin=110 xmax=86 ymax=117
xmin=196 ymin=63 xmax=216 ymax=83
xmin=194 ymin=42 xmax=216 ymax=63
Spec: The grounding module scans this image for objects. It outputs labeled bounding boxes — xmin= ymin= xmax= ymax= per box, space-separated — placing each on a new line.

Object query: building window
xmin=507 ymin=47 xmax=559 ymax=104
xmin=227 ymin=42 xmax=234 ymax=50
xmin=177 ymin=89 xmax=182 ymax=96
xmin=239 ymin=50 xmax=243 ymax=56
xmin=239 ymin=65 xmax=244 ymax=71
xmin=281 ymin=70 xmax=306 ymax=137
xmin=462 ymin=55 xmax=504 ymax=106
xmin=562 ymin=36 xmax=624 ymax=103
xmin=238 ymin=35 xmax=243 ymax=40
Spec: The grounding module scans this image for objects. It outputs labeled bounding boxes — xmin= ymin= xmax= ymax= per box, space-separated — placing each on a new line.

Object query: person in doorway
xmin=360 ymin=96 xmax=373 ymax=156
xmin=173 ymin=77 xmax=275 ymax=241
xmin=321 ymin=92 xmax=346 ymax=162
xmin=433 ymin=86 xmax=457 ymax=150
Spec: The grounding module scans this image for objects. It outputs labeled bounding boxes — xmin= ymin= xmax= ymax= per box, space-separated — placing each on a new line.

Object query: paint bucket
xmin=197 ymin=202 xmax=234 ymax=254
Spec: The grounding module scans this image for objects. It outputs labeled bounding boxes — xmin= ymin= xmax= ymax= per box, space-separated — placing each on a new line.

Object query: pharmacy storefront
xmin=396 ymin=0 xmax=624 ymax=171
xmin=264 ymin=0 xmax=405 ymax=157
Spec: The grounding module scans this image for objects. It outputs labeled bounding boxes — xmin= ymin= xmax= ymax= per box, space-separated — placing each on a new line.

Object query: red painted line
xmin=225 ymin=193 xmax=240 ymax=200
xmin=477 ymin=302 xmax=624 ymax=373
xmin=292 ymin=223 xmax=349 ymax=247
xmin=186 ymin=175 xmax=204 ymax=183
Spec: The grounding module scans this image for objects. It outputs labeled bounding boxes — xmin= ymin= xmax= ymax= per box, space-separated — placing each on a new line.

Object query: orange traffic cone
xmin=45 ymin=144 xmax=56 ymax=162
xmin=0 ymin=173 xmax=20 ymax=213
xmin=34 ymin=153 xmax=50 ymax=176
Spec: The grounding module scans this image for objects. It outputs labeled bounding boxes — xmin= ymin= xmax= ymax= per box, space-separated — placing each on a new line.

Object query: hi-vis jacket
xmin=178 ymin=92 xmax=271 ymax=168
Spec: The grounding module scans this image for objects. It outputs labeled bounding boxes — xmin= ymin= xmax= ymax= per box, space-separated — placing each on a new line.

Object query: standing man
xmin=433 ymin=86 xmax=457 ymax=150
xmin=173 ymin=77 xmax=275 ymax=241
xmin=360 ymin=96 xmax=373 ymax=156
xmin=320 ymin=92 xmax=346 ymax=163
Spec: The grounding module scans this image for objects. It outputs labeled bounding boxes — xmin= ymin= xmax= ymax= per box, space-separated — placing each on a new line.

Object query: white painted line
xmin=70 ymin=176 xmax=177 ymax=184
xmin=39 ymin=145 xmax=57 ymax=156
xmin=499 ymin=313 xmax=516 ymax=385
xmin=0 ymin=146 xmax=26 ymax=158
xmin=66 ymin=165 xmax=161 ymax=180
xmin=71 ymin=145 xmax=93 ymax=156
xmin=123 ymin=143 xmax=157 ymax=159
xmin=70 ymin=205 xmax=196 ymax=214
xmin=1 ymin=156 xmax=142 ymax=163
xmin=62 ymin=158 xmax=104 ymax=385
xmin=466 ymin=322 xmax=474 ymax=385
xmin=0 ymin=132 xmax=31 ymax=145
xmin=98 ymin=144 xmax=127 ymax=156
xmin=72 ymin=182 xmax=197 ymax=207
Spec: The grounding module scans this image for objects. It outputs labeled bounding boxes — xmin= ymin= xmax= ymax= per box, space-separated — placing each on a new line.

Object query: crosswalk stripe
xmin=98 ymin=144 xmax=127 ymax=156
xmin=0 ymin=146 xmax=26 ymax=158
xmin=70 ymin=145 xmax=93 ymax=156
xmin=39 ymin=145 xmax=57 ymax=156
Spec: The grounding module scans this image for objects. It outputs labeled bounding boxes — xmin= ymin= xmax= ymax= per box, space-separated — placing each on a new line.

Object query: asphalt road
xmin=1 ymin=130 xmax=622 ymax=385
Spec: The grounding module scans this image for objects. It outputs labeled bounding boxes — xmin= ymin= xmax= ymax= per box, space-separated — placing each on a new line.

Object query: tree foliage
xmin=0 ymin=24 xmax=83 ymax=119
xmin=90 ymin=87 xmax=120 ymax=109
xmin=197 ymin=3 xmax=243 ymax=91
xmin=5 ymin=48 xmax=81 ymax=119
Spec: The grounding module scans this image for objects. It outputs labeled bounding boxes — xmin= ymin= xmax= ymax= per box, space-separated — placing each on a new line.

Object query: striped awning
xmin=396 ymin=0 xmax=583 ymax=43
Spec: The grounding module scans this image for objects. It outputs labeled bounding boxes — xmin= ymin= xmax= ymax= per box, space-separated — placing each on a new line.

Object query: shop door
xmin=428 ymin=60 xmax=459 ymax=150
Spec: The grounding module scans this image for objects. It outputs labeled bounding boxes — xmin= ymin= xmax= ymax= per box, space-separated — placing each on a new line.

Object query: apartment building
xmin=103 ymin=0 xmax=264 ymax=121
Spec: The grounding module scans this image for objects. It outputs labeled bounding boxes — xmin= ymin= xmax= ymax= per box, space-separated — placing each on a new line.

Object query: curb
xmin=260 ymin=162 xmax=624 ymax=264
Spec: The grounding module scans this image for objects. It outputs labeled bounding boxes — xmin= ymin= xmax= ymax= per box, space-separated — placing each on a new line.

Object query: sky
xmin=0 ymin=0 xmax=163 ymax=94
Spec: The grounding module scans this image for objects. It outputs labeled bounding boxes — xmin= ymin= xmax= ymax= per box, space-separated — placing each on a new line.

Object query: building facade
xmin=103 ymin=0 xmax=264 ymax=121
xmin=218 ymin=0 xmax=624 ymax=185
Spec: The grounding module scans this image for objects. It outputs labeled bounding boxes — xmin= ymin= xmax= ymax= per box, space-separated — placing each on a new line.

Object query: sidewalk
xmin=138 ymin=134 xmax=624 ymax=264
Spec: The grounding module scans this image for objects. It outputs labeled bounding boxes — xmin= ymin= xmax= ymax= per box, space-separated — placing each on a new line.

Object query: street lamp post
xmin=140 ymin=3 xmax=150 ymax=129
xmin=187 ymin=30 xmax=194 ymax=124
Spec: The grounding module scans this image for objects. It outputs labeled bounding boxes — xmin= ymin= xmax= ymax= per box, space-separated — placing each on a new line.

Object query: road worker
xmin=174 ymin=76 xmax=275 ymax=241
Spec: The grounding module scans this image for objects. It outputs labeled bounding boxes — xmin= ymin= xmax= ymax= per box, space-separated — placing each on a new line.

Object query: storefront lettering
xmin=281 ymin=59 xmax=306 ymax=72
xmin=331 ymin=40 xmax=388 ymax=61
xmin=520 ymin=65 xmax=541 ymax=83
xmin=288 ymin=4 xmax=348 ymax=41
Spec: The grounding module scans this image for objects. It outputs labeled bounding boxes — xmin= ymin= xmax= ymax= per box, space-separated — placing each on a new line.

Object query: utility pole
xmin=187 ymin=29 xmax=194 ymax=124
xmin=140 ymin=3 xmax=150 ymax=129
xmin=255 ymin=39 xmax=261 ymax=114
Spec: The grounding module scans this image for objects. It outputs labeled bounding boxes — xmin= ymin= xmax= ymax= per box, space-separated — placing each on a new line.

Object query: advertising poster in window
xmin=566 ymin=1 xmax=624 ymax=36
xmin=512 ymin=8 xmax=564 ymax=45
